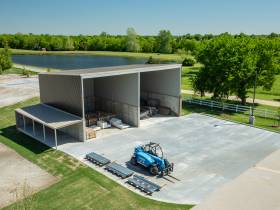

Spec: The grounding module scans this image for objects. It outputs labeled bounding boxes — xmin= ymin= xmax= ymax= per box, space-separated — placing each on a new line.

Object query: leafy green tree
xmin=64 ymin=37 xmax=75 ymax=50
xmin=156 ymin=30 xmax=173 ymax=53
xmin=192 ymin=68 xmax=208 ymax=97
xmin=125 ymin=27 xmax=140 ymax=52
xmin=182 ymin=57 xmax=196 ymax=66
xmin=145 ymin=56 xmax=160 ymax=64
xmin=0 ymin=48 xmax=12 ymax=74
xmin=195 ymin=35 xmax=280 ymax=104
xmin=50 ymin=37 xmax=64 ymax=50
xmin=140 ymin=36 xmax=155 ymax=52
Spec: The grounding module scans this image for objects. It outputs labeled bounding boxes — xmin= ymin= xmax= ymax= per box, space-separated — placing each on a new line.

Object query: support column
xmin=32 ymin=120 xmax=35 ymax=136
xmin=43 ymin=125 xmax=46 ymax=141
xmin=54 ymin=129 xmax=58 ymax=150
xmin=23 ymin=116 xmax=26 ymax=131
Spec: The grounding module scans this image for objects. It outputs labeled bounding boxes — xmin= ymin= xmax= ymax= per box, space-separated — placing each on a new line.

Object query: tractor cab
xmin=143 ymin=142 xmax=163 ymax=158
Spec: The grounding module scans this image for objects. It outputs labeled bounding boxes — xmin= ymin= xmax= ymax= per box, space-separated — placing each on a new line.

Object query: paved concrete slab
xmin=192 ymin=159 xmax=280 ymax=210
xmin=256 ymin=149 xmax=280 ymax=172
xmin=58 ymin=114 xmax=280 ymax=204
xmin=0 ymin=143 xmax=57 ymax=208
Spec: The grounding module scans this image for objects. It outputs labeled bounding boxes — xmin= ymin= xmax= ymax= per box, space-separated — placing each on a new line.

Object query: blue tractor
xmin=130 ymin=142 xmax=174 ymax=176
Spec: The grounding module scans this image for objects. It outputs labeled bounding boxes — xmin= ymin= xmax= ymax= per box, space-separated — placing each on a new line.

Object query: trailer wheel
xmin=149 ymin=165 xmax=159 ymax=175
xmin=130 ymin=157 xmax=137 ymax=166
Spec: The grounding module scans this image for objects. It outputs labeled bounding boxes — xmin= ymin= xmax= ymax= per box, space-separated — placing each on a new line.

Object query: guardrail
xmin=184 ymin=97 xmax=279 ymax=120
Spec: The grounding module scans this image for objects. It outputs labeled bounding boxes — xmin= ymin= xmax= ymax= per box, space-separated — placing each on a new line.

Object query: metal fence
xmin=184 ymin=96 xmax=279 ymax=120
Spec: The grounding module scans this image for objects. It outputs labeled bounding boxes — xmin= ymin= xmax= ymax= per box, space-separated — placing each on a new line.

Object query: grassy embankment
xmin=2 ymin=67 xmax=38 ymax=75
xmin=181 ymin=66 xmax=280 ymax=102
xmin=10 ymin=48 xmax=183 ymax=62
xmin=0 ymin=98 xmax=192 ymax=210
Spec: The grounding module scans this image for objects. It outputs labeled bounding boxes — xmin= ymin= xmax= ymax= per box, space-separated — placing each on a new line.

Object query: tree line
xmin=193 ymin=34 xmax=280 ymax=104
xmin=1 ymin=29 xmax=279 ymax=104
xmin=1 ymin=29 xmax=279 ymax=55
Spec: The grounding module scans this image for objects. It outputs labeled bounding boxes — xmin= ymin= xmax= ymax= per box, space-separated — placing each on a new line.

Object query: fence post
xmin=236 ymin=104 xmax=238 ymax=113
xmin=211 ymin=101 xmax=213 ymax=110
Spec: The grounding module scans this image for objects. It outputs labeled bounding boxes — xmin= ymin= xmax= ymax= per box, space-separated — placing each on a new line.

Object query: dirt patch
xmin=0 ymin=74 xmax=39 ymax=108
xmin=0 ymin=143 xmax=57 ymax=208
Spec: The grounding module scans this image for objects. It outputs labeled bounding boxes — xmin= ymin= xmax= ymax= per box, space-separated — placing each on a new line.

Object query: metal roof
xmin=16 ymin=104 xmax=82 ymax=129
xmin=40 ymin=64 xmax=182 ymax=79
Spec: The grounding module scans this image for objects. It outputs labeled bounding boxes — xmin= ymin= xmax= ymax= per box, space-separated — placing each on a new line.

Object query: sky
xmin=0 ymin=0 xmax=279 ymax=35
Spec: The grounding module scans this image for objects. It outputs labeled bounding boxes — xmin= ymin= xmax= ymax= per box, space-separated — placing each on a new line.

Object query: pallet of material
xmin=126 ymin=175 xmax=161 ymax=195
xmin=105 ymin=162 xmax=134 ymax=178
xmin=85 ymin=127 xmax=96 ymax=139
xmin=85 ymin=152 xmax=111 ymax=166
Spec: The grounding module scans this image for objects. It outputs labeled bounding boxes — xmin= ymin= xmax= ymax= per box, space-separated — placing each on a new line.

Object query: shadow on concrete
xmin=1 ymin=125 xmax=50 ymax=154
xmin=125 ymin=161 xmax=155 ymax=177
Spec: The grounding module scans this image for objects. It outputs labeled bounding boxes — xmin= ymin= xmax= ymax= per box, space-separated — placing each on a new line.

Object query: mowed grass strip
xmin=182 ymin=102 xmax=280 ymax=133
xmin=0 ymin=98 xmax=192 ymax=210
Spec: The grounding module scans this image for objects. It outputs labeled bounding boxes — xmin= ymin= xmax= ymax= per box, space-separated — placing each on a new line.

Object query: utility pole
xmin=250 ymin=71 xmax=257 ymax=125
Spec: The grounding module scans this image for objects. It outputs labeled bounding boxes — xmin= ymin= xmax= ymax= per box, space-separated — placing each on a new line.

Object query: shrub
xmin=0 ymin=48 xmax=12 ymax=72
xmin=145 ymin=56 xmax=160 ymax=64
xmin=182 ymin=57 xmax=196 ymax=66
xmin=22 ymin=68 xmax=30 ymax=78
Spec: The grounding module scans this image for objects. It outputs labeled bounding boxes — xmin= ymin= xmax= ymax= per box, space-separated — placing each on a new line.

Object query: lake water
xmin=12 ymin=54 xmax=149 ymax=70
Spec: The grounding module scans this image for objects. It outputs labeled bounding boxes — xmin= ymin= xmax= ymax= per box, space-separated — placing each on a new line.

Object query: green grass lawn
xmin=182 ymin=93 xmax=280 ymax=111
xmin=182 ymin=99 xmax=280 ymax=133
xmin=181 ymin=65 xmax=202 ymax=90
xmin=247 ymin=74 xmax=280 ymax=101
xmin=0 ymin=98 xmax=192 ymax=210
xmin=10 ymin=48 xmax=183 ymax=62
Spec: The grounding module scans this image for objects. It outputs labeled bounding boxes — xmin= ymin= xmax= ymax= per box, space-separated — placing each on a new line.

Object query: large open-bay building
xmin=15 ymin=64 xmax=182 ymax=148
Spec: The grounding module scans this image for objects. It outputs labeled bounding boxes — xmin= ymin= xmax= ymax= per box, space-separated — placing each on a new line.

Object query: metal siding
xmin=40 ymin=64 xmax=182 ymax=77
xmin=39 ymin=74 xmax=83 ymax=117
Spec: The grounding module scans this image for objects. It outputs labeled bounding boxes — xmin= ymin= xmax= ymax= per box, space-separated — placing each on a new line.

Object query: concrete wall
xmin=83 ymin=78 xmax=95 ymax=113
xmin=93 ymin=73 xmax=139 ymax=126
xmin=59 ymin=122 xmax=84 ymax=141
xmin=140 ymin=68 xmax=181 ymax=115
xmin=39 ymin=74 xmax=83 ymax=117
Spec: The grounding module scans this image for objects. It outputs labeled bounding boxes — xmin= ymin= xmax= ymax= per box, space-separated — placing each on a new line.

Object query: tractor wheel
xmin=130 ymin=157 xmax=137 ymax=166
xmin=149 ymin=165 xmax=159 ymax=175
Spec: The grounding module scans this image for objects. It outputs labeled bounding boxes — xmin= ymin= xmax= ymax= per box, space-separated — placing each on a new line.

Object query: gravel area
xmin=0 ymin=75 xmax=39 ymax=107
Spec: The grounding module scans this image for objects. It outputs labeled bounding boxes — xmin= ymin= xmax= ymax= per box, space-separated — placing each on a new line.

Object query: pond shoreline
xmin=10 ymin=49 xmax=182 ymax=62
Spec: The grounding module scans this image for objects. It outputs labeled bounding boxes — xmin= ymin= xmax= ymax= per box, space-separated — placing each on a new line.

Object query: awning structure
xmin=15 ymin=104 xmax=83 ymax=149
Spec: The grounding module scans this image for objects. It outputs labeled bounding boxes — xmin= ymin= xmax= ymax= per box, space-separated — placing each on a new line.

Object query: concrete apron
xmin=192 ymin=149 xmax=280 ymax=210
xmin=56 ymin=114 xmax=280 ymax=205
